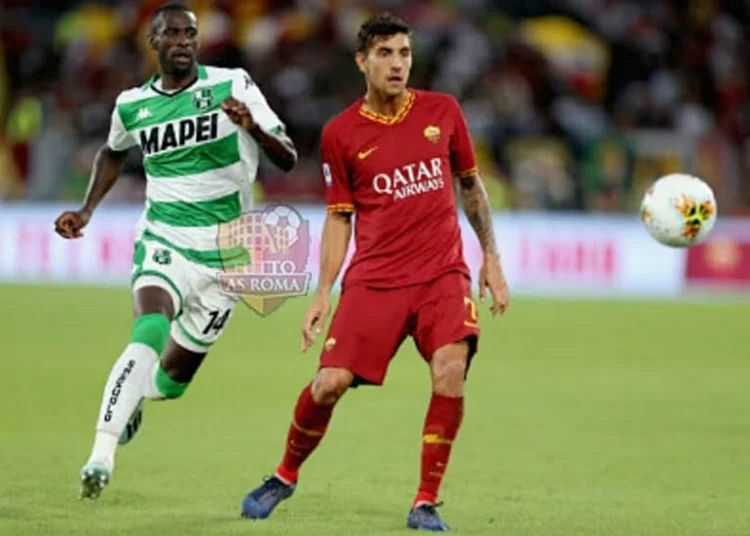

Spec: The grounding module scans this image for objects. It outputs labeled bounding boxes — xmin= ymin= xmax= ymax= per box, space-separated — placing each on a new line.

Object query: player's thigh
xmin=170 ymin=267 xmax=239 ymax=354
xmin=131 ymin=239 xmax=189 ymax=319
xmin=321 ymin=285 xmax=411 ymax=386
xmin=413 ymin=272 xmax=480 ymax=366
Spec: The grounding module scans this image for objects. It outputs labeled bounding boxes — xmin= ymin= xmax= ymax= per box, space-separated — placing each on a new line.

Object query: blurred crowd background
xmin=1 ymin=0 xmax=749 ymax=214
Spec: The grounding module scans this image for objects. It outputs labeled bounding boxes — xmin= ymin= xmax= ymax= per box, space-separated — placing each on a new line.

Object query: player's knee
xmin=311 ymin=368 xmax=353 ymax=405
xmin=432 ymin=357 xmax=467 ymax=384
xmin=431 ymin=343 xmax=469 ymax=396
xmin=130 ymin=313 xmax=171 ymax=355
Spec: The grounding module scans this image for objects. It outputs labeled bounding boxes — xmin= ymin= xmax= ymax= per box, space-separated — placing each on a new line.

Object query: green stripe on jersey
xmin=141 ymin=229 xmax=250 ymax=269
xmin=118 ymin=80 xmax=232 ymax=131
xmin=147 ymin=191 xmax=241 ymax=227
xmin=144 ymin=132 xmax=240 ymax=178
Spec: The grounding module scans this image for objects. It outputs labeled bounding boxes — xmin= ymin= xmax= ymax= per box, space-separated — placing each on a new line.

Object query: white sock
xmin=86 ymin=343 xmax=158 ymax=470
xmin=143 ymin=361 xmax=166 ymax=400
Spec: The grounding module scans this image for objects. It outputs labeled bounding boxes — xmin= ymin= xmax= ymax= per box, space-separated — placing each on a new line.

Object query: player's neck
xmin=159 ymin=66 xmax=198 ymax=91
xmin=363 ymin=88 xmax=409 ymax=118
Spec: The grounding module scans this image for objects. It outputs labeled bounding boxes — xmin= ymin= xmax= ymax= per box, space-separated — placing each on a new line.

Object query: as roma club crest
xmin=423 ymin=125 xmax=441 ymax=143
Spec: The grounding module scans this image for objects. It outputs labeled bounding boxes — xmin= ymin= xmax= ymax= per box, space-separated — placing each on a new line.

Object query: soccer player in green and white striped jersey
xmin=53 ymin=3 xmax=297 ymax=500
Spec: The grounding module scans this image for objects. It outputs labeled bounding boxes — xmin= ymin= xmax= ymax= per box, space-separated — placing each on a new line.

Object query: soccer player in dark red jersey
xmin=240 ymin=12 xmax=510 ymax=531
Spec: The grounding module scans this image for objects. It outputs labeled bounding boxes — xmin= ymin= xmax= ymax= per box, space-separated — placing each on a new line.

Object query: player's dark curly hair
xmin=357 ymin=12 xmax=412 ymax=54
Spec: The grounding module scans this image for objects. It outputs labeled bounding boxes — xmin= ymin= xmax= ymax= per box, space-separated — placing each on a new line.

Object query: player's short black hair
xmin=357 ymin=12 xmax=412 ymax=54
xmin=150 ymin=2 xmax=193 ymax=33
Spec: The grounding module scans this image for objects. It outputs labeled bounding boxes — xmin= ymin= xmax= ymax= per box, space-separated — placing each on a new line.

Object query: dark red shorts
xmin=319 ymin=272 xmax=480 ymax=386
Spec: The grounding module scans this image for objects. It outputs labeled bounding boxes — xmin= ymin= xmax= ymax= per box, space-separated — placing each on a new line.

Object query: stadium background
xmin=3 ymin=0 xmax=750 ymax=212
xmin=0 ymin=2 xmax=749 ymax=535
xmin=1 ymin=0 xmax=750 ymax=292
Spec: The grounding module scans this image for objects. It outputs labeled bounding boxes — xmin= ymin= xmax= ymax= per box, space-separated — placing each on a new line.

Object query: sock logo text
xmin=104 ymin=359 xmax=136 ymax=422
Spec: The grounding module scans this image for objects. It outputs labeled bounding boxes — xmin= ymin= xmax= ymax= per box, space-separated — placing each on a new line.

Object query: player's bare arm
xmin=54 ymin=145 xmax=128 ymax=239
xmin=457 ymin=172 xmax=510 ymax=315
xmin=302 ymin=211 xmax=352 ymax=351
xmin=221 ymin=96 xmax=297 ymax=172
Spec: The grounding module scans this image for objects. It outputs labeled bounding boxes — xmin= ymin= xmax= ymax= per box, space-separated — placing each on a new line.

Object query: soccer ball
xmin=640 ymin=173 xmax=717 ymax=248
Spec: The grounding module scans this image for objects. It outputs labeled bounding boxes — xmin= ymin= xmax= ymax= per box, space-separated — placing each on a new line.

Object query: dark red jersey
xmin=321 ymin=89 xmax=478 ymax=289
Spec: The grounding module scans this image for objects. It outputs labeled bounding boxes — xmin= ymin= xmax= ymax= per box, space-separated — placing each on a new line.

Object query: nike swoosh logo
xmin=358 ymin=147 xmax=378 ymax=159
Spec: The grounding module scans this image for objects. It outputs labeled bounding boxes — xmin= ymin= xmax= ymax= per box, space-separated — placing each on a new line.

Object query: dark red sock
xmin=414 ymin=393 xmax=464 ymax=506
xmin=275 ymin=383 xmax=334 ymax=484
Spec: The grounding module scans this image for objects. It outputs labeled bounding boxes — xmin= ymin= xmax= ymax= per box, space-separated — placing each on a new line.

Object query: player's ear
xmin=148 ymin=31 xmax=158 ymax=52
xmin=355 ymin=52 xmax=367 ymax=75
xmin=148 ymin=16 xmax=161 ymax=52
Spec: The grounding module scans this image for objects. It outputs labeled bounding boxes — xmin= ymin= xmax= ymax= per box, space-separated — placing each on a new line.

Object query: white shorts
xmin=131 ymin=238 xmax=240 ymax=353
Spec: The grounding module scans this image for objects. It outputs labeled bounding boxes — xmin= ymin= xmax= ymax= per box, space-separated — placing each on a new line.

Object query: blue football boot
xmin=241 ymin=476 xmax=295 ymax=519
xmin=407 ymin=502 xmax=450 ymax=531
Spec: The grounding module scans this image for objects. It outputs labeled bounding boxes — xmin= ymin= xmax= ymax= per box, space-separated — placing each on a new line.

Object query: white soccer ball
xmin=640 ymin=173 xmax=718 ymax=248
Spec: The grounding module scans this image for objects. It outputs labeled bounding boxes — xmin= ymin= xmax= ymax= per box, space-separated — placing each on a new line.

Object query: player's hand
xmin=54 ymin=209 xmax=91 ymax=239
xmin=479 ymin=254 xmax=510 ymax=316
xmin=302 ymin=292 xmax=331 ymax=352
xmin=221 ymin=97 xmax=255 ymax=130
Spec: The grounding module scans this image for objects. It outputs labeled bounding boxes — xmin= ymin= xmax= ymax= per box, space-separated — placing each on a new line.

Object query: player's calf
xmin=142 ymin=362 xmax=190 ymax=400
xmin=121 ymin=344 xmax=202 ymax=450
xmin=408 ymin=343 xmax=468 ymax=519
xmin=273 ymin=379 xmax=340 ymax=485
xmin=142 ymin=342 xmax=206 ymax=400
xmin=240 ymin=375 xmax=347 ymax=520
xmin=80 ymin=312 xmax=171 ymax=498
xmin=91 ymin=313 xmax=170 ymax=443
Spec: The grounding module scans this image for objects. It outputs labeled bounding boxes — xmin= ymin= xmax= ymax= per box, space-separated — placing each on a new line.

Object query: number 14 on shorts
xmin=203 ymin=309 xmax=231 ymax=335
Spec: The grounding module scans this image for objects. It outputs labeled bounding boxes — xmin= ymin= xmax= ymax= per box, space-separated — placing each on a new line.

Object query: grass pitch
xmin=0 ymin=285 xmax=748 ymax=535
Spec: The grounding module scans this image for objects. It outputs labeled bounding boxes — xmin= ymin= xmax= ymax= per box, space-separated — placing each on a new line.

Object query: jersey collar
xmin=358 ymin=90 xmax=416 ymax=125
xmin=142 ymin=64 xmax=208 ymax=93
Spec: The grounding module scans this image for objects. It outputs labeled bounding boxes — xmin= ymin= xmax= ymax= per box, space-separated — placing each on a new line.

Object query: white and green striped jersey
xmin=107 ymin=64 xmax=283 ymax=268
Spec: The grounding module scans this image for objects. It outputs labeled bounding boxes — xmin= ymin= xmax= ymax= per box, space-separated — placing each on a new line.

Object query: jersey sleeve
xmin=448 ymin=97 xmax=478 ymax=178
xmin=233 ymin=69 xmax=284 ymax=133
xmin=320 ymin=122 xmax=354 ymax=213
xmin=106 ymin=101 xmax=137 ymax=152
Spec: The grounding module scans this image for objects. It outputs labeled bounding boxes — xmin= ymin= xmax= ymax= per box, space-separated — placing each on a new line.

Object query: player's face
xmin=150 ymin=11 xmax=199 ymax=76
xmin=357 ymin=33 xmax=412 ymax=98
